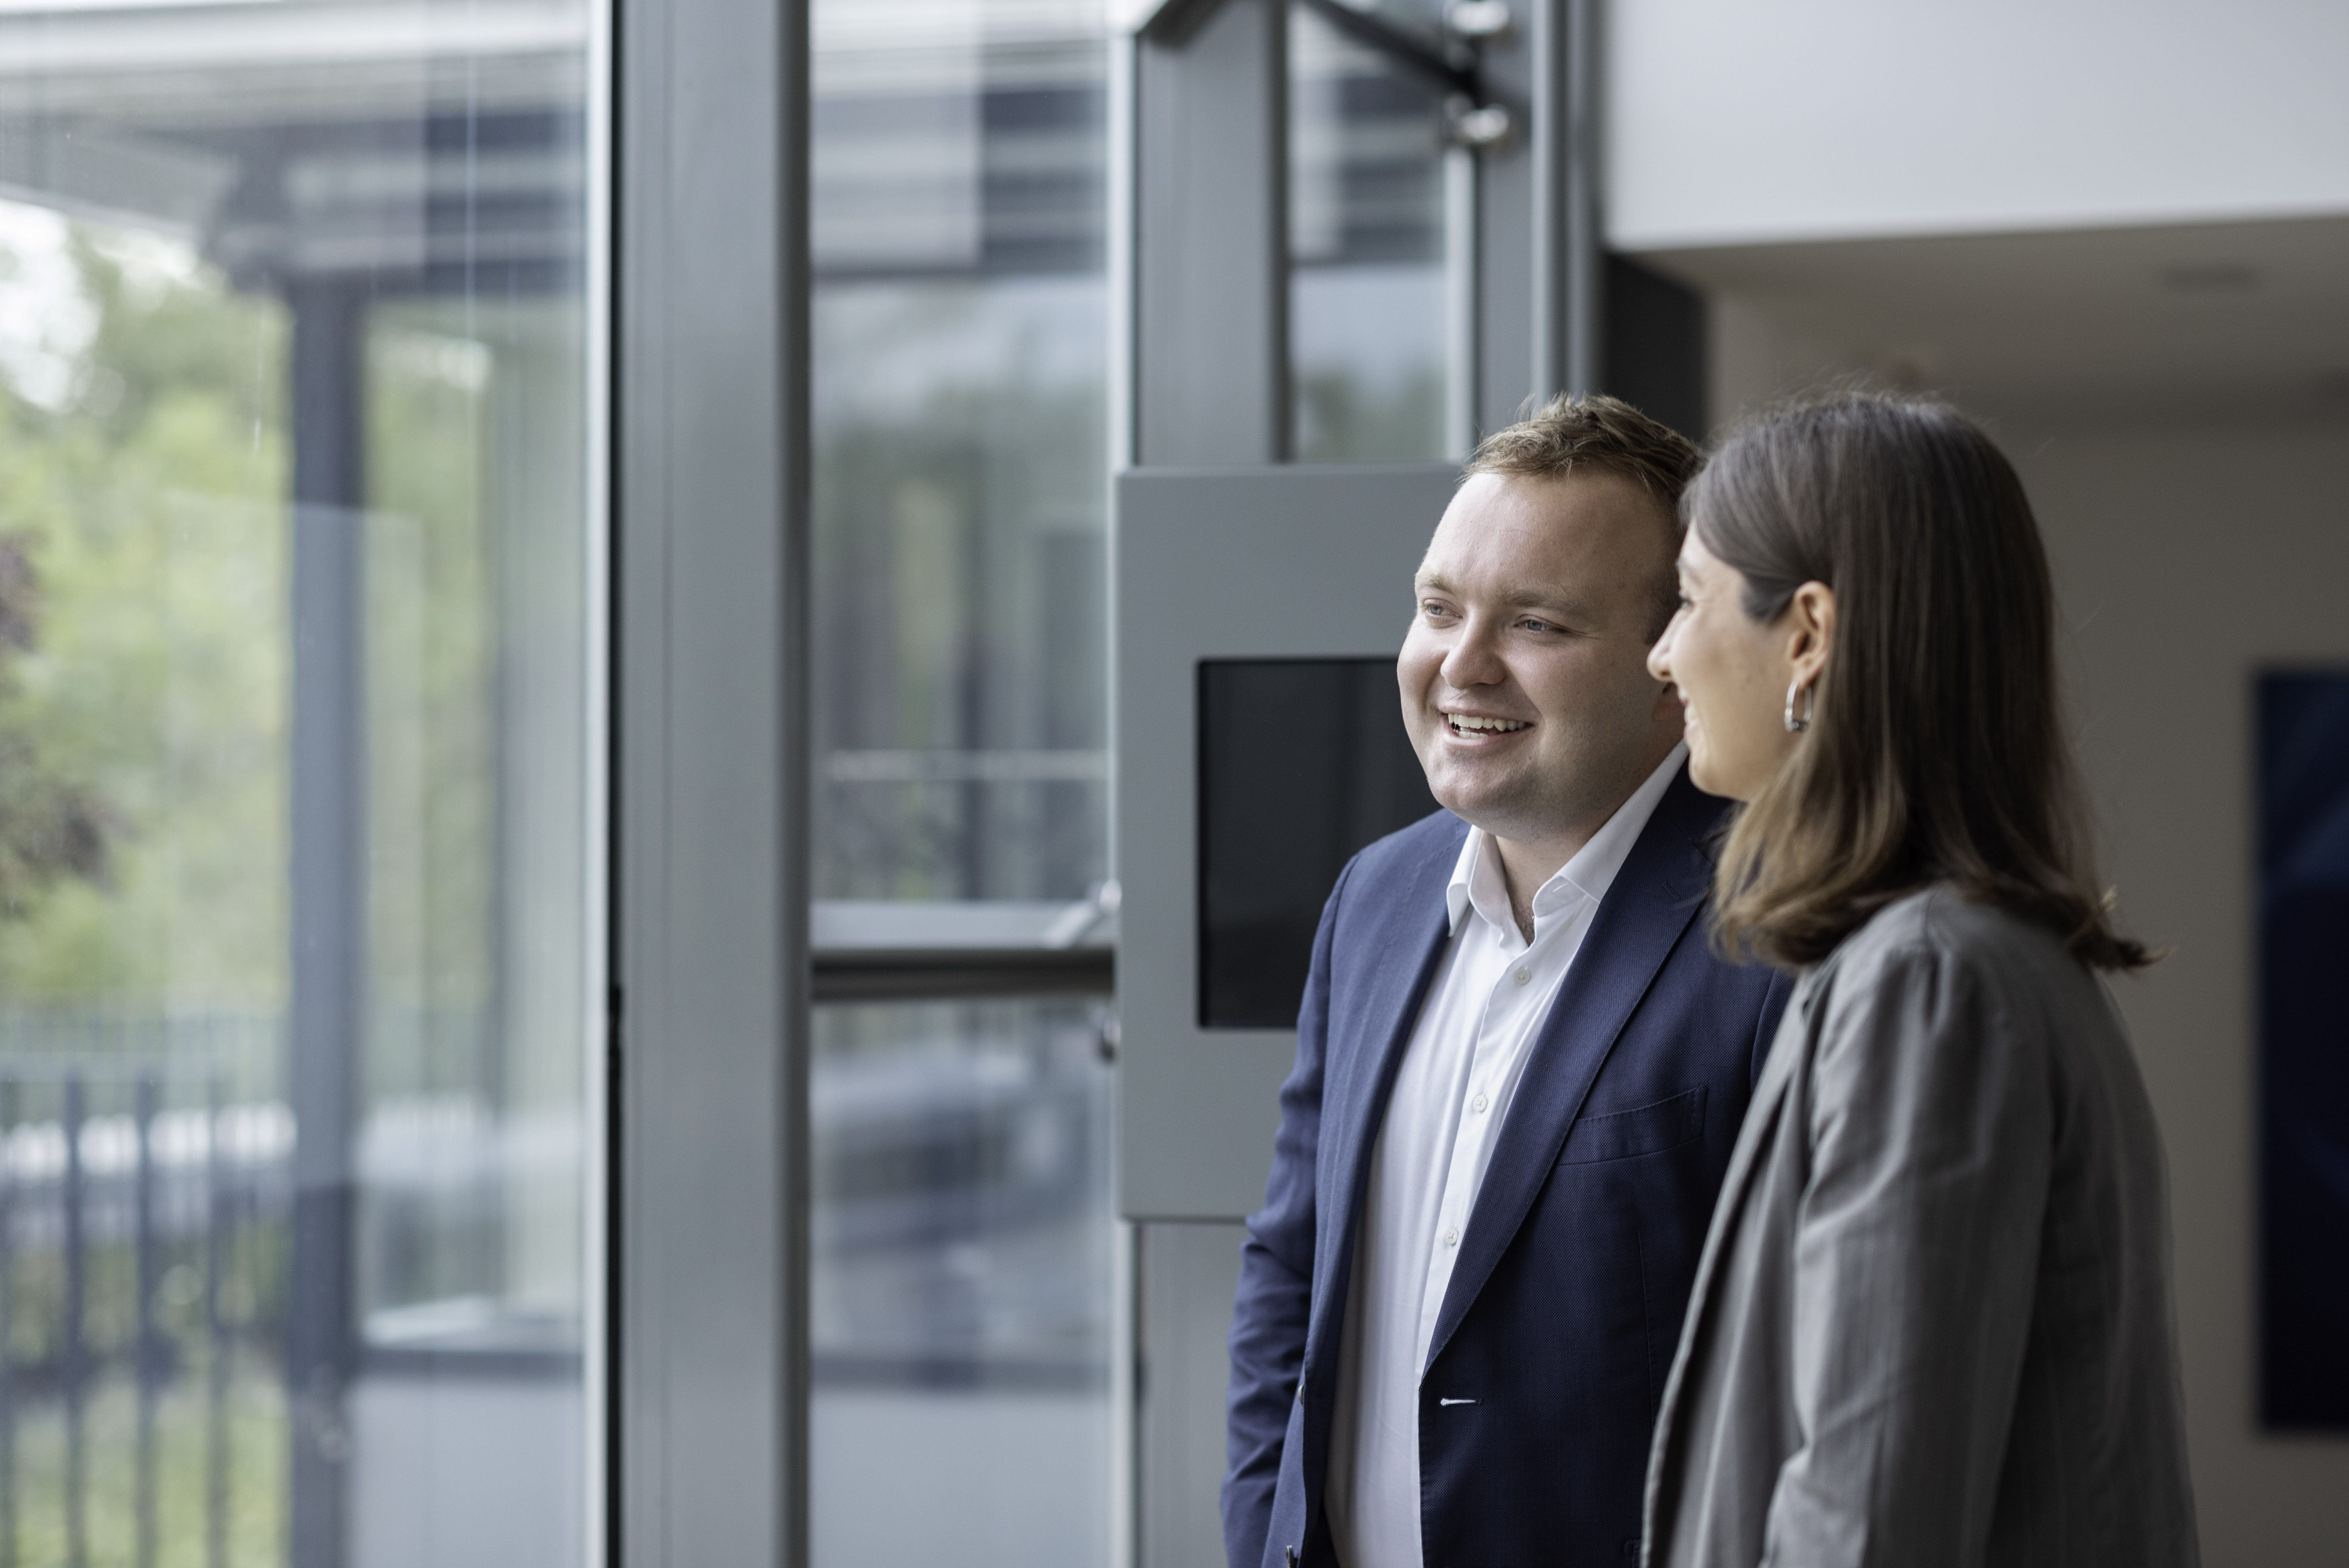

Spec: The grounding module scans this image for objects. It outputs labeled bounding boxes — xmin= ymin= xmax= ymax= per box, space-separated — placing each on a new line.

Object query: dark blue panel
xmin=2258 ymin=671 xmax=2349 ymax=1430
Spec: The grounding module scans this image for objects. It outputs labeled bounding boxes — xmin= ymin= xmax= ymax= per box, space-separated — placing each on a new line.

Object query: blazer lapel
xmin=1420 ymin=769 xmax=1722 ymax=1373
xmin=1306 ymin=818 xmax=1464 ymax=1349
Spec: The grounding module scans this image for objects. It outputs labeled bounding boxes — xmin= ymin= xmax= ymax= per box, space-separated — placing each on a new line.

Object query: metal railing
xmin=0 ymin=1017 xmax=289 ymax=1568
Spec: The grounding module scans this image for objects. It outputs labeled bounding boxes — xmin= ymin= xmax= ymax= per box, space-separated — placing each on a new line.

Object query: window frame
xmin=612 ymin=1 xmax=812 ymax=1565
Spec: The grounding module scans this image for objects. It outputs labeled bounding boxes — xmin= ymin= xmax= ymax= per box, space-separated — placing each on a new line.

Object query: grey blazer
xmin=1641 ymin=887 xmax=2198 ymax=1568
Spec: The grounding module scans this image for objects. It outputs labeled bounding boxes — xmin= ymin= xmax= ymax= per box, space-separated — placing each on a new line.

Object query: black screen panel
xmin=1198 ymin=658 xmax=1442 ymax=1029
xmin=2259 ymin=670 xmax=2349 ymax=1430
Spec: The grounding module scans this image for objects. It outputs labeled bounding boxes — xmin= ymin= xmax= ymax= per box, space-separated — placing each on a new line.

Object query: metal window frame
xmin=613 ymin=0 xmax=811 ymax=1565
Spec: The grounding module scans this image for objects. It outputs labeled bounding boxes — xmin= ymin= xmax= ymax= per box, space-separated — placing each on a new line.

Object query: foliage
xmin=0 ymin=221 xmax=289 ymax=1009
xmin=0 ymin=533 xmax=115 ymax=917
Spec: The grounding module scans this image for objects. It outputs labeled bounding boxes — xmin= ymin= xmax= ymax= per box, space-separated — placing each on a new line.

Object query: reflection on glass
xmin=812 ymin=0 xmax=1108 ymax=906
xmin=0 ymin=2 xmax=596 ymax=1564
xmin=811 ymin=999 xmax=1112 ymax=1568
xmin=1290 ymin=0 xmax=1451 ymax=463
xmin=809 ymin=6 xmax=1113 ymax=1566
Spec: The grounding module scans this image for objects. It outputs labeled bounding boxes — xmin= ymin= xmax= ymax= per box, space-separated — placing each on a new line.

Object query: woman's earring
xmin=1784 ymin=678 xmax=1814 ymax=734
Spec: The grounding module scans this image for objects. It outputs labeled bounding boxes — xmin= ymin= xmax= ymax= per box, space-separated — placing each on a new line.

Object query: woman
xmin=1638 ymin=394 xmax=2198 ymax=1567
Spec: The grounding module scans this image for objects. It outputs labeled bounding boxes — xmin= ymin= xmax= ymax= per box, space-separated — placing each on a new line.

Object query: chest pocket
xmin=1556 ymin=1085 xmax=1706 ymax=1164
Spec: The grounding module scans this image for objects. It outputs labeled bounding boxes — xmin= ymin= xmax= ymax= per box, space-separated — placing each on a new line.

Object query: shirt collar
xmin=1443 ymin=741 xmax=1689 ymax=941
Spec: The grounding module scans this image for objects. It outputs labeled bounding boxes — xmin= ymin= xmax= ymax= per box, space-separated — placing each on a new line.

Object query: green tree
xmin=0 ymin=532 xmax=113 ymax=918
xmin=0 ymin=219 xmax=288 ymax=1011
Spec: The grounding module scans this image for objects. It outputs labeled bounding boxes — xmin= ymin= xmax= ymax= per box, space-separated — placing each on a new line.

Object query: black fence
xmin=0 ymin=1019 xmax=290 ymax=1568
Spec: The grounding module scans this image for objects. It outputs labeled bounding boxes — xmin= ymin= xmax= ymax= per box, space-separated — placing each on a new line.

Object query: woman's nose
xmin=1646 ymin=619 xmax=1678 ymax=681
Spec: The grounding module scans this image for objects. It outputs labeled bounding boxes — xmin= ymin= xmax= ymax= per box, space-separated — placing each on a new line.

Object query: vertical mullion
xmin=1442 ymin=142 xmax=1481 ymax=457
xmin=1531 ymin=0 xmax=1597 ymax=400
xmin=614 ymin=0 xmax=810 ymax=1558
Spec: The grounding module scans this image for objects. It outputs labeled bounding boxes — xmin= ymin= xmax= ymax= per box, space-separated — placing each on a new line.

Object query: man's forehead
xmin=1438 ymin=468 xmax=1674 ymax=540
xmin=1421 ymin=489 xmax=1664 ymax=565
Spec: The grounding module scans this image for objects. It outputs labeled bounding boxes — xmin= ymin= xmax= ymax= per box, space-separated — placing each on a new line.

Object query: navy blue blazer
xmin=1223 ymin=767 xmax=1791 ymax=1568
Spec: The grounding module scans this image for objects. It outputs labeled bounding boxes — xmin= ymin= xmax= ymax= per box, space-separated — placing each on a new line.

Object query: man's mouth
xmin=1445 ymin=712 xmax=1530 ymax=736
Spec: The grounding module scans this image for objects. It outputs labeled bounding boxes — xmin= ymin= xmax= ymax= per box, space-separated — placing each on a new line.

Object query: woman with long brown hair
xmin=1638 ymin=394 xmax=2198 ymax=1566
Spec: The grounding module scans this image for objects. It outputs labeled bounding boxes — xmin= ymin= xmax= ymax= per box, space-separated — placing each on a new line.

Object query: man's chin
xmin=1426 ymin=779 xmax=1544 ymax=840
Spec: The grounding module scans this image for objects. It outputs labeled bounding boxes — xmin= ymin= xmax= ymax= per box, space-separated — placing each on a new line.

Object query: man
xmin=1223 ymin=396 xmax=1792 ymax=1568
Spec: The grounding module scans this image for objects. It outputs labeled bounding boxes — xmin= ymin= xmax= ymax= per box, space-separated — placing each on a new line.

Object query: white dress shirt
xmin=1323 ymin=743 xmax=1687 ymax=1568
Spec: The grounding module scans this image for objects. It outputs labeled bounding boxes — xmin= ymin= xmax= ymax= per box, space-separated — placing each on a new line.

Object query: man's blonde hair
xmin=1464 ymin=393 xmax=1700 ymax=638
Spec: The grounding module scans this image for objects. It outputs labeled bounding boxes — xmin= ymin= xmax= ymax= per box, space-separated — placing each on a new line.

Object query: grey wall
xmin=2015 ymin=421 xmax=2349 ymax=1568
xmin=1715 ymin=291 xmax=2349 ymax=1560
xmin=1713 ymin=293 xmax=2349 ymax=1562
xmin=1137 ymin=1222 xmax=1248 ymax=1568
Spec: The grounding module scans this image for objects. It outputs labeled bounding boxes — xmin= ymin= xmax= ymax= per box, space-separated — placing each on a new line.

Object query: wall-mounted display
xmin=2258 ymin=670 xmax=2349 ymax=1430
xmin=1197 ymin=657 xmax=1439 ymax=1029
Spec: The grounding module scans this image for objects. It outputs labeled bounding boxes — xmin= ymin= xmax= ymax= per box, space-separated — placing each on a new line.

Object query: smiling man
xmin=1223 ymin=396 xmax=1794 ymax=1568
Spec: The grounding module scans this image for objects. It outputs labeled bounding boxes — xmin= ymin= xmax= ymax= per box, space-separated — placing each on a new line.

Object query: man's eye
xmin=1522 ymin=618 xmax=1555 ymax=633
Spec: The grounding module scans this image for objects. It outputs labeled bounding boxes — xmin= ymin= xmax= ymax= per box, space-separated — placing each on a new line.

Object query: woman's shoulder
xmin=1859 ymin=885 xmax=2066 ymax=959
xmin=1812 ymin=884 xmax=2104 ymax=1023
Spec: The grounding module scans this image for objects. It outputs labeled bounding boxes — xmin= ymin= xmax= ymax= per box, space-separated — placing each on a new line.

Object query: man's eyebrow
xmin=1412 ymin=573 xmax=1596 ymax=619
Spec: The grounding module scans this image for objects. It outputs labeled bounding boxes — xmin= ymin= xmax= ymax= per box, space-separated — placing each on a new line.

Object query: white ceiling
xmin=1638 ymin=213 xmax=2349 ymax=431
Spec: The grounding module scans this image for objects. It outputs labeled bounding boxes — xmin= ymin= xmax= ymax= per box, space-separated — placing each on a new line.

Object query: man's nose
xmin=1441 ymin=617 xmax=1506 ymax=688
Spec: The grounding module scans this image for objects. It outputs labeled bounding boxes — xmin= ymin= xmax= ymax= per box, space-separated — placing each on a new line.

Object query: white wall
xmin=1607 ymin=0 xmax=2349 ymax=250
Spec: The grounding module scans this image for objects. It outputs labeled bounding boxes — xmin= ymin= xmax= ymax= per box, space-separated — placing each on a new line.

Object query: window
xmin=0 ymin=2 xmax=601 ymax=1563
xmin=812 ymin=0 xmax=1110 ymax=909
xmin=809 ymin=4 xmax=1115 ymax=1566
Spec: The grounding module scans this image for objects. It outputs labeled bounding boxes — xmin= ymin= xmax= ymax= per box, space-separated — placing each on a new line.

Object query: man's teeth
xmin=1448 ymin=714 xmax=1529 ymax=733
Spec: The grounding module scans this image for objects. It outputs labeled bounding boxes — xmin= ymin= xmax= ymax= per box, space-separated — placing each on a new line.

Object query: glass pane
xmin=0 ymin=2 xmax=598 ymax=1563
xmin=811 ymin=997 xmax=1113 ymax=1567
xmin=811 ymin=0 xmax=1109 ymax=908
xmin=1290 ymin=0 xmax=1452 ymax=463
xmin=808 ymin=7 xmax=1113 ymax=1564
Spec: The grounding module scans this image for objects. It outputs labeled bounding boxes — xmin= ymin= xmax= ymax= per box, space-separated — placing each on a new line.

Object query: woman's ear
xmin=1788 ymin=581 xmax=1836 ymax=685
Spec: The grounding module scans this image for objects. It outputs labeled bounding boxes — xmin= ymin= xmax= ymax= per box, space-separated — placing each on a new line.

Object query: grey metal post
xmin=1133 ymin=0 xmax=1290 ymax=465
xmin=287 ymin=273 xmax=368 ymax=1568
xmin=1443 ymin=144 xmax=1482 ymax=456
xmin=61 ymin=1074 xmax=85 ymax=1568
xmin=1530 ymin=0 xmax=1599 ymax=399
xmin=615 ymin=0 xmax=810 ymax=1561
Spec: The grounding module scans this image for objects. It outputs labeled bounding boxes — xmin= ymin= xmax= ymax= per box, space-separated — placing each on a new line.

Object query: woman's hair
xmin=1688 ymin=392 xmax=2150 ymax=971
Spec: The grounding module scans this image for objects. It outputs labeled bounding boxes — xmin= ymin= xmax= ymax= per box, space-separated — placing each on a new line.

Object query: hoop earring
xmin=1784 ymin=678 xmax=1814 ymax=734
